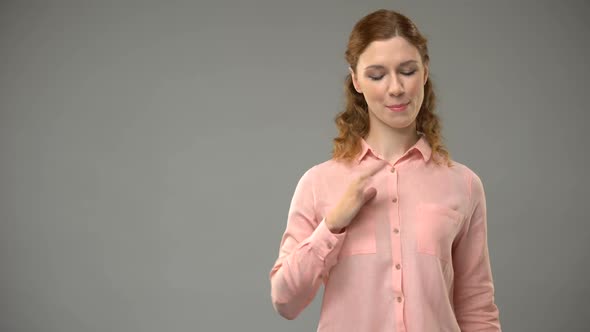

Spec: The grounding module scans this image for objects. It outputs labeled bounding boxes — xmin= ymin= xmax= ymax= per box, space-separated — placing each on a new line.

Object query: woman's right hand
xmin=326 ymin=160 xmax=388 ymax=233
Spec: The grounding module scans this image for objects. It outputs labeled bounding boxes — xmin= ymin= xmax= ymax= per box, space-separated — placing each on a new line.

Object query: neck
xmin=364 ymin=122 xmax=421 ymax=164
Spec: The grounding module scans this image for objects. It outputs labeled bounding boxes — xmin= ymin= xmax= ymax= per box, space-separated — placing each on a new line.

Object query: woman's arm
xmin=452 ymin=171 xmax=502 ymax=331
xmin=269 ymin=167 xmax=346 ymax=320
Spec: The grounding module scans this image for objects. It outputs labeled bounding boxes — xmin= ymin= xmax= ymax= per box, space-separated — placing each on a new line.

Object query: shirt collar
xmin=356 ymin=131 xmax=432 ymax=164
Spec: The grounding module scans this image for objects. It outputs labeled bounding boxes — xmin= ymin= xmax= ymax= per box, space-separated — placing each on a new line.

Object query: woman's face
xmin=350 ymin=36 xmax=429 ymax=131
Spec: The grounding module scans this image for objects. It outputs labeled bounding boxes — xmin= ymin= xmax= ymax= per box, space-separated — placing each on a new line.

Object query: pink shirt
xmin=269 ymin=134 xmax=502 ymax=331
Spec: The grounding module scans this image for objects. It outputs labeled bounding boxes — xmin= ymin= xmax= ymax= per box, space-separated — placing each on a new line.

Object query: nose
xmin=388 ymin=75 xmax=404 ymax=96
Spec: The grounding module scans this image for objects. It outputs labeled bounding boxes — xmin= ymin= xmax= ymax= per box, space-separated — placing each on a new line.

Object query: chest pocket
xmin=336 ymin=206 xmax=377 ymax=258
xmin=415 ymin=203 xmax=464 ymax=263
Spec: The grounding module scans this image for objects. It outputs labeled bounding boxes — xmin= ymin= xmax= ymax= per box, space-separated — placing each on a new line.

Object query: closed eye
xmin=369 ymin=70 xmax=416 ymax=81
xmin=401 ymin=70 xmax=416 ymax=76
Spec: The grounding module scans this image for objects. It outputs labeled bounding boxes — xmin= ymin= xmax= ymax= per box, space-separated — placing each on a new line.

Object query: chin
xmin=387 ymin=118 xmax=417 ymax=129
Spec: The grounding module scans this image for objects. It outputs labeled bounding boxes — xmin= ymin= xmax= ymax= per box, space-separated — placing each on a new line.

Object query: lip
xmin=386 ymin=102 xmax=410 ymax=112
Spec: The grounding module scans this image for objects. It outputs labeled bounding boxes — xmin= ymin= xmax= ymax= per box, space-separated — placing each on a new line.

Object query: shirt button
xmin=392 ymin=197 xmax=398 ymax=203
xmin=395 ymin=263 xmax=401 ymax=270
xmin=327 ymin=243 xmax=333 ymax=249
xmin=397 ymin=296 xmax=403 ymax=303
xmin=393 ymin=228 xmax=399 ymax=234
xmin=390 ymin=167 xmax=396 ymax=173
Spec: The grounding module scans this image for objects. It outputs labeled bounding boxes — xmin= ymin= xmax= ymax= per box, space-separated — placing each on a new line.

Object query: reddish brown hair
xmin=332 ymin=9 xmax=452 ymax=167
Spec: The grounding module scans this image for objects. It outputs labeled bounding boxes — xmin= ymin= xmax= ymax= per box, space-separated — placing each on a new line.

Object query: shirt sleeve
xmin=452 ymin=171 xmax=502 ymax=331
xmin=269 ymin=166 xmax=347 ymax=320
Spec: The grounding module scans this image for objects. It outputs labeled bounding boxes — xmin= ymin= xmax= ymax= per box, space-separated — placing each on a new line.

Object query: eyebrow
xmin=364 ymin=60 xmax=419 ymax=70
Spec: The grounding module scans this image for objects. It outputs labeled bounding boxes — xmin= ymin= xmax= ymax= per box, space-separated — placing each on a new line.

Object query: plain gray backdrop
xmin=1 ymin=0 xmax=589 ymax=331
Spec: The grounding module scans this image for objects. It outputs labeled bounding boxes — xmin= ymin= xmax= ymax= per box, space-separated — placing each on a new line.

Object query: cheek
xmin=410 ymin=88 xmax=424 ymax=102
xmin=403 ymin=82 xmax=416 ymax=96
xmin=362 ymin=82 xmax=387 ymax=103
xmin=406 ymin=78 xmax=425 ymax=98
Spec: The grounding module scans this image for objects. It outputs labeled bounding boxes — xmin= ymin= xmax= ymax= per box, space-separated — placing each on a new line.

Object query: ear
xmin=348 ymin=67 xmax=362 ymax=93
xmin=423 ymin=63 xmax=429 ymax=85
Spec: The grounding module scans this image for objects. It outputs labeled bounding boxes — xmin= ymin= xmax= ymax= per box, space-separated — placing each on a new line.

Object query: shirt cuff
xmin=308 ymin=218 xmax=347 ymax=261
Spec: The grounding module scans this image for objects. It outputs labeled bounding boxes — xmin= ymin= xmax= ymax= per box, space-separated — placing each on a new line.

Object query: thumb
xmin=362 ymin=187 xmax=377 ymax=204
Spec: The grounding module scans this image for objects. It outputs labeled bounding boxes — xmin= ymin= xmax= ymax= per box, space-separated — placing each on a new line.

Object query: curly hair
xmin=332 ymin=9 xmax=452 ymax=167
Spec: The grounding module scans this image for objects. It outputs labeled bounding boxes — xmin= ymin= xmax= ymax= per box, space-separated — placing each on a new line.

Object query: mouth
xmin=386 ymin=102 xmax=410 ymax=112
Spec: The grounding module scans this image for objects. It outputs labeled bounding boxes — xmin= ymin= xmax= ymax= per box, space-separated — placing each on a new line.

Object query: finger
xmin=359 ymin=160 xmax=388 ymax=180
xmin=362 ymin=187 xmax=377 ymax=204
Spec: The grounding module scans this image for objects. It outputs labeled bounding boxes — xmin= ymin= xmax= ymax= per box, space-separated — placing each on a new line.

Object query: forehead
xmin=358 ymin=36 xmax=421 ymax=67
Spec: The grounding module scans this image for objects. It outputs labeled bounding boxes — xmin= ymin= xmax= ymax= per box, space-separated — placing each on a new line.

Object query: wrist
xmin=326 ymin=216 xmax=345 ymax=234
xmin=330 ymin=227 xmax=345 ymax=234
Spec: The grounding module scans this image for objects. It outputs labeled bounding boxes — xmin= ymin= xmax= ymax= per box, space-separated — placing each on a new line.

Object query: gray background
xmin=1 ymin=0 xmax=588 ymax=331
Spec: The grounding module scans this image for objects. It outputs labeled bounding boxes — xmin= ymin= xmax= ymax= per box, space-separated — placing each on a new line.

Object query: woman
xmin=269 ymin=9 xmax=502 ymax=331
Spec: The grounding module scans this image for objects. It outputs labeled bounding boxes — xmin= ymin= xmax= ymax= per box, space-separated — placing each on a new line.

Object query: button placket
xmin=389 ymin=164 xmax=406 ymax=331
